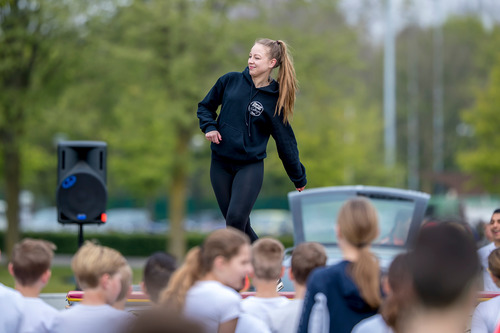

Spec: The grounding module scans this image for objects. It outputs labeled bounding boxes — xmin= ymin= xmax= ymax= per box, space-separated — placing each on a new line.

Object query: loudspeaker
xmin=56 ymin=141 xmax=107 ymax=224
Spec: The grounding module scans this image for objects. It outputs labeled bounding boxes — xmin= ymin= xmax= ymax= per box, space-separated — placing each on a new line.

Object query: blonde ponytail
xmin=351 ymin=247 xmax=381 ymax=308
xmin=159 ymin=247 xmax=201 ymax=311
xmin=255 ymin=38 xmax=298 ymax=124
xmin=337 ymin=198 xmax=381 ymax=308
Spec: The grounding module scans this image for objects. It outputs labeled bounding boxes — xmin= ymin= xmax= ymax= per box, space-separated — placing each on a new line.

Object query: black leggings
xmin=210 ymin=158 xmax=263 ymax=242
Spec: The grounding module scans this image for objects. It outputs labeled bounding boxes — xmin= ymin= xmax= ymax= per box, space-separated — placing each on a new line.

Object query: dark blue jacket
xmin=297 ymin=260 xmax=379 ymax=333
xmin=197 ymin=67 xmax=307 ymax=188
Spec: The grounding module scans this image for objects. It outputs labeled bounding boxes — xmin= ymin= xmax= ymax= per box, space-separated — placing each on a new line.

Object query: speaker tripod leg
xmin=78 ymin=224 xmax=84 ymax=248
xmin=74 ymin=223 xmax=84 ymax=291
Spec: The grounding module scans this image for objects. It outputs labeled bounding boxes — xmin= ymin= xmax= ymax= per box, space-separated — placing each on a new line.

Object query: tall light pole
xmin=432 ymin=0 xmax=444 ymax=190
xmin=384 ymin=0 xmax=396 ymax=168
xmin=407 ymin=1 xmax=420 ymax=191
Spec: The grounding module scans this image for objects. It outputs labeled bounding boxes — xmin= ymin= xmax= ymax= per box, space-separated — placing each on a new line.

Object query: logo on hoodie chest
xmin=248 ymin=101 xmax=264 ymax=117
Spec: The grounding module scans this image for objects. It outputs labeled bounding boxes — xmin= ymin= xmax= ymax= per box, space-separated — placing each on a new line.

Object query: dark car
xmin=280 ymin=185 xmax=430 ymax=291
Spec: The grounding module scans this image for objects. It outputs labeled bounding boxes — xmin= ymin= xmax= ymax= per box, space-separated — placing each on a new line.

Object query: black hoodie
xmin=197 ymin=67 xmax=307 ymax=188
xmin=298 ymin=261 xmax=379 ymax=333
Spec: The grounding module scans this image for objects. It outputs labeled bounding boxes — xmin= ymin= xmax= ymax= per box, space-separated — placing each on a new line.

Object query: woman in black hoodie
xmin=197 ymin=38 xmax=307 ymax=242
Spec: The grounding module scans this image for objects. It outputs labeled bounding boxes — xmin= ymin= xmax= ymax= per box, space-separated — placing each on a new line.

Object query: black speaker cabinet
xmin=56 ymin=141 xmax=107 ymax=224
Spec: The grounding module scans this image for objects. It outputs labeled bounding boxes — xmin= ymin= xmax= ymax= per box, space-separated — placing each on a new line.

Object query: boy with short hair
xmin=140 ymin=251 xmax=177 ymax=304
xmin=9 ymin=238 xmax=57 ymax=333
xmin=50 ymin=241 xmax=133 ymax=333
xmin=237 ymin=238 xmax=289 ymax=332
xmin=268 ymin=242 xmax=327 ymax=333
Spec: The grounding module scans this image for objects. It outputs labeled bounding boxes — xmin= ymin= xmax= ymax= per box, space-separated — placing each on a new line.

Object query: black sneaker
xmin=276 ymin=278 xmax=284 ymax=292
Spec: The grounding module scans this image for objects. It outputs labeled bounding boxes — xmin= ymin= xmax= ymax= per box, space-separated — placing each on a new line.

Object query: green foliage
xmin=0 ymin=266 xmax=75 ymax=292
xmin=0 ymin=265 xmax=144 ymax=293
xmin=458 ymin=53 xmax=500 ymax=193
xmin=0 ymin=231 xmax=294 ymax=256
xmin=388 ymin=16 xmax=500 ymax=191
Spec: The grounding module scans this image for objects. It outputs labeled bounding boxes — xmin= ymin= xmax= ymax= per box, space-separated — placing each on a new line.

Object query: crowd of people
xmin=1 ymin=200 xmax=499 ymax=333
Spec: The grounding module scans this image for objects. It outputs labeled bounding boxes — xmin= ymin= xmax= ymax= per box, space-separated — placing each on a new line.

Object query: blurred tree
xmin=0 ymin=0 xmax=78 ymax=257
xmin=457 ymin=52 xmax=500 ymax=193
xmin=100 ymin=0 xmax=250 ymax=259
xmin=361 ymin=16 xmax=499 ymax=193
xmin=36 ymin=0 xmax=248 ymax=259
xmin=236 ymin=0 xmax=400 ymax=194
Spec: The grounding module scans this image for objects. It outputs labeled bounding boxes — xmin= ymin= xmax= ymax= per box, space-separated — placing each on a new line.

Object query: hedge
xmin=0 ymin=232 xmax=294 ymax=257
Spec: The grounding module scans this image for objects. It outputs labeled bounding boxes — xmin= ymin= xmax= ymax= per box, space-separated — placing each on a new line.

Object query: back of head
xmin=488 ymin=247 xmax=500 ymax=281
xmin=71 ymin=241 xmax=127 ymax=290
xmin=410 ymin=222 xmax=480 ymax=308
xmin=381 ymin=253 xmax=414 ymax=329
xmin=338 ymin=198 xmax=381 ymax=308
xmin=11 ymin=238 xmax=56 ymax=286
xmin=387 ymin=253 xmax=412 ymax=294
xmin=291 ymin=242 xmax=327 ymax=285
xmin=255 ymin=38 xmax=297 ymax=124
xmin=143 ymin=252 xmax=177 ymax=303
xmin=338 ymin=198 xmax=379 ymax=247
xmin=160 ymin=228 xmax=250 ymax=310
xmin=252 ymin=238 xmax=285 ymax=281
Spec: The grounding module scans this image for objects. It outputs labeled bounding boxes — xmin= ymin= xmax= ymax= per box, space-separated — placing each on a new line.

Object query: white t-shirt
xmin=268 ymin=298 xmax=303 ymax=333
xmin=352 ymin=314 xmax=394 ymax=333
xmin=184 ymin=280 xmax=242 ymax=333
xmin=20 ymin=297 xmax=58 ymax=333
xmin=240 ymin=295 xmax=290 ymax=327
xmin=471 ymin=296 xmax=500 ymax=333
xmin=236 ymin=313 xmax=272 ymax=333
xmin=0 ymin=283 xmax=24 ymax=333
xmin=50 ymin=303 xmax=133 ymax=333
xmin=478 ymin=243 xmax=500 ymax=292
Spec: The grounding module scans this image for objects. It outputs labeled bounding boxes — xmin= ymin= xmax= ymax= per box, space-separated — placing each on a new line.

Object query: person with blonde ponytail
xmin=159 ymin=228 xmax=252 ymax=333
xmin=297 ymin=198 xmax=382 ymax=333
xmin=197 ymin=38 xmax=307 ymax=243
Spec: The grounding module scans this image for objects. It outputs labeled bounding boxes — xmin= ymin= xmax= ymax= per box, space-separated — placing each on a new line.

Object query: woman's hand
xmin=205 ymin=130 xmax=222 ymax=144
xmin=296 ymin=186 xmax=306 ymax=192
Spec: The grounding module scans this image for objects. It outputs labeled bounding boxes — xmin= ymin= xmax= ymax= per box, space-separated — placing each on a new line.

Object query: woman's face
xmin=219 ymin=244 xmax=253 ymax=290
xmin=248 ymin=43 xmax=276 ymax=78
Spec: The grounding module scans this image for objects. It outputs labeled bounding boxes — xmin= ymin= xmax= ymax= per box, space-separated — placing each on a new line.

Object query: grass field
xmin=0 ymin=265 xmax=144 ymax=293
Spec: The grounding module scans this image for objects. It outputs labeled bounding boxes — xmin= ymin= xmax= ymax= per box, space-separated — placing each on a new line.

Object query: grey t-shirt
xmin=20 ymin=297 xmax=58 ymax=333
xmin=50 ymin=303 xmax=133 ymax=333
xmin=352 ymin=314 xmax=394 ymax=333
xmin=268 ymin=298 xmax=303 ymax=333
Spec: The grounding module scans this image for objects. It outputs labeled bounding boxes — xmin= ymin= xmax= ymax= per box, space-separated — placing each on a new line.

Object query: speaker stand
xmin=78 ymin=224 xmax=84 ymax=248
xmin=75 ymin=223 xmax=85 ymax=291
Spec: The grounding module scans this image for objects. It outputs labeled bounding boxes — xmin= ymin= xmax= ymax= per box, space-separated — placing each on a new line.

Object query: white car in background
xmin=22 ymin=207 xmax=155 ymax=234
xmin=249 ymin=209 xmax=293 ymax=237
xmin=279 ymin=185 xmax=430 ymax=292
